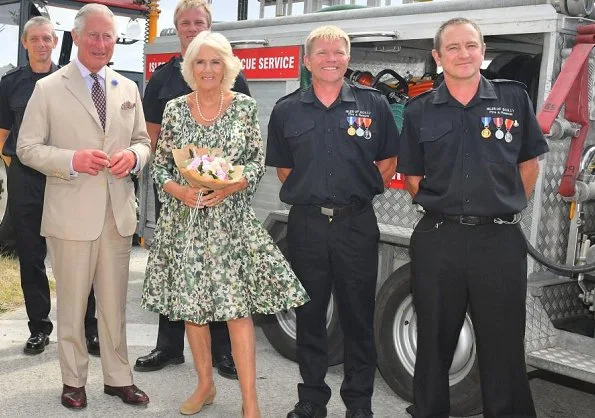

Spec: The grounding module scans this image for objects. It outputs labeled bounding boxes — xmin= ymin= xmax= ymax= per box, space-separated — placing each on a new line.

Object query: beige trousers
xmin=47 ymin=194 xmax=133 ymax=388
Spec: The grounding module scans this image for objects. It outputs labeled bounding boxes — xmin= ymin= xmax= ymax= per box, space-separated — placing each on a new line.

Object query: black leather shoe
xmin=212 ymin=353 xmax=238 ymax=380
xmin=86 ymin=334 xmax=100 ymax=356
xmin=24 ymin=332 xmax=50 ymax=355
xmin=287 ymin=400 xmax=327 ymax=418
xmin=346 ymin=408 xmax=374 ymax=418
xmin=134 ymin=349 xmax=184 ymax=372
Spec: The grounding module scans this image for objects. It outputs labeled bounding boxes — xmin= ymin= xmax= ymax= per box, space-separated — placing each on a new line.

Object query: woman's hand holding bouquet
xmin=172 ymin=145 xmax=246 ymax=208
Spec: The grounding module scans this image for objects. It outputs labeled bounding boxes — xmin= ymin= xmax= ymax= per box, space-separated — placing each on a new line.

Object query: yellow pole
xmin=148 ymin=0 xmax=160 ymax=43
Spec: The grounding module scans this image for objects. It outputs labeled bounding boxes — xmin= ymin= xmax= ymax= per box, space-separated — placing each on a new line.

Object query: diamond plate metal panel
xmin=374 ymin=189 xmax=421 ymax=228
xmin=392 ymin=245 xmax=411 ymax=266
xmin=525 ymin=293 xmax=559 ymax=352
xmin=535 ymin=139 xmax=571 ymax=270
xmin=527 ymin=347 xmax=595 ymax=381
xmin=541 ymin=282 xmax=594 ymax=320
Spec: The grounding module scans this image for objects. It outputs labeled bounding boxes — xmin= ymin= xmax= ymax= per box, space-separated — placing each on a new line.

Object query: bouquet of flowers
xmin=172 ymin=145 xmax=244 ymax=190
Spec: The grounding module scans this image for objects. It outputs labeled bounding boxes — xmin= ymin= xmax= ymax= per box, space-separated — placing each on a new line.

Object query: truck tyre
xmin=0 ymin=160 xmax=14 ymax=247
xmin=375 ymin=264 xmax=483 ymax=417
xmin=260 ymin=237 xmax=344 ymax=366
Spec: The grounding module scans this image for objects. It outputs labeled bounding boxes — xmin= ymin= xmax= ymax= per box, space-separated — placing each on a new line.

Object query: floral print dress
xmin=142 ymin=93 xmax=309 ymax=324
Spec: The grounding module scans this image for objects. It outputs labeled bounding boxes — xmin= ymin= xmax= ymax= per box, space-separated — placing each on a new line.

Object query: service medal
xmin=481 ymin=116 xmax=492 ymax=140
xmin=347 ymin=116 xmax=356 ymax=136
xmin=493 ymin=117 xmax=504 ymax=140
xmin=504 ymin=118 xmax=514 ymax=143
xmin=513 ymin=120 xmax=519 ymax=127
xmin=355 ymin=117 xmax=364 ymax=136
xmin=362 ymin=117 xmax=372 ymax=140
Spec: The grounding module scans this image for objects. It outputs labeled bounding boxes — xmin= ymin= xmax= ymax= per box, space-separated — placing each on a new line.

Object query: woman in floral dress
xmin=142 ymin=31 xmax=309 ymax=418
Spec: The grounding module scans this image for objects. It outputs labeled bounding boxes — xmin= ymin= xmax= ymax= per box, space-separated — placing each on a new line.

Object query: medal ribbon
xmin=504 ymin=119 xmax=514 ymax=131
xmin=493 ymin=117 xmax=503 ymax=129
xmin=362 ymin=118 xmax=372 ymax=129
xmin=347 ymin=116 xmax=356 ymax=126
xmin=481 ymin=116 xmax=491 ymax=127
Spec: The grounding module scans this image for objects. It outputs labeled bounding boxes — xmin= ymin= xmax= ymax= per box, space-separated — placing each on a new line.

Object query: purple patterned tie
xmin=90 ymin=73 xmax=106 ymax=130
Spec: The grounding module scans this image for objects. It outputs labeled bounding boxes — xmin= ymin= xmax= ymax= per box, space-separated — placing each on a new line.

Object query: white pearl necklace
xmin=195 ymin=90 xmax=223 ymax=122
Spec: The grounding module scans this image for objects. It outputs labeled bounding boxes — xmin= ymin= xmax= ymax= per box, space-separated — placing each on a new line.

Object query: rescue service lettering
xmin=240 ymin=56 xmax=295 ymax=70
xmin=233 ymin=46 xmax=300 ymax=80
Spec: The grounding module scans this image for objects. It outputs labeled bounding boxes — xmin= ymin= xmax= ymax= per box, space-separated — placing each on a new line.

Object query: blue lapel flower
xmin=111 ymin=79 xmax=118 ymax=86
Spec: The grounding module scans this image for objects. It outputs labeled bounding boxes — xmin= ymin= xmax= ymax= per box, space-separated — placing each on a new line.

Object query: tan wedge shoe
xmin=179 ymin=387 xmax=216 ymax=415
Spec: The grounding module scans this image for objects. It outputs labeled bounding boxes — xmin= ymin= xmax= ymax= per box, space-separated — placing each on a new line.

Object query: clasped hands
xmin=182 ymin=186 xmax=227 ymax=209
xmin=73 ymin=149 xmax=135 ymax=178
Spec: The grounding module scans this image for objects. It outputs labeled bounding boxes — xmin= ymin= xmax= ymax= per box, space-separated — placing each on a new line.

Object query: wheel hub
xmin=393 ymin=295 xmax=476 ymax=386
xmin=276 ymin=297 xmax=335 ymax=340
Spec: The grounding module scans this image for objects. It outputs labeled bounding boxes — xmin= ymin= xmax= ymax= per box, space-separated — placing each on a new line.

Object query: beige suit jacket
xmin=17 ymin=62 xmax=150 ymax=240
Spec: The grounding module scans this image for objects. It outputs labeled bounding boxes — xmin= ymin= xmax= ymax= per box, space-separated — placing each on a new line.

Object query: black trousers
xmin=410 ymin=214 xmax=536 ymax=418
xmin=287 ymin=203 xmax=379 ymax=411
xmin=153 ymin=183 xmax=232 ymax=358
xmin=7 ymin=158 xmax=97 ymax=336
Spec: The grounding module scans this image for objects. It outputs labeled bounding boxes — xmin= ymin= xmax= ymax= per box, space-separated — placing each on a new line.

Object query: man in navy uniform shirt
xmin=398 ymin=18 xmax=548 ymax=418
xmin=267 ymin=25 xmax=398 ymax=418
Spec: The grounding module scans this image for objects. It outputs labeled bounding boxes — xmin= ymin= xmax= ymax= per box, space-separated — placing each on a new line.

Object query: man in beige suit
xmin=17 ymin=3 xmax=150 ymax=410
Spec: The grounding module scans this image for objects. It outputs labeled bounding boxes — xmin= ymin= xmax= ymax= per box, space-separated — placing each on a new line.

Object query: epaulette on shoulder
xmin=491 ymin=79 xmax=527 ymax=90
xmin=153 ymin=61 xmax=169 ymax=74
xmin=275 ymin=86 xmax=301 ymax=105
xmin=153 ymin=56 xmax=178 ymax=76
xmin=405 ymin=88 xmax=434 ymax=106
xmin=1 ymin=66 xmax=21 ymax=79
xmin=352 ymin=81 xmax=379 ymax=93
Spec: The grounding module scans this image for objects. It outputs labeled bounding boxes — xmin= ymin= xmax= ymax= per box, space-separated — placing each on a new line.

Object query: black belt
xmin=314 ymin=201 xmax=367 ymax=218
xmin=430 ymin=213 xmax=520 ymax=226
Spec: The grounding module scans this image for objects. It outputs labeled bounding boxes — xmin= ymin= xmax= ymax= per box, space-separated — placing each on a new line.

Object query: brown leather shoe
xmin=61 ymin=385 xmax=87 ymax=409
xmin=104 ymin=384 xmax=149 ymax=406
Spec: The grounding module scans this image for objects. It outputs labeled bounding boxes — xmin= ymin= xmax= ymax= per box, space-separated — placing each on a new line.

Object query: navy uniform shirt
xmin=397 ymin=76 xmax=549 ymax=216
xmin=266 ymin=81 xmax=399 ymax=206
xmin=0 ymin=63 xmax=59 ymax=156
xmin=143 ymin=56 xmax=251 ymax=125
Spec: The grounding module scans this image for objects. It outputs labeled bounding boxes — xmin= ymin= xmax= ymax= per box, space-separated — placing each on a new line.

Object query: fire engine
xmin=141 ymin=1 xmax=595 ymax=415
xmin=1 ymin=0 xmax=594 ymax=415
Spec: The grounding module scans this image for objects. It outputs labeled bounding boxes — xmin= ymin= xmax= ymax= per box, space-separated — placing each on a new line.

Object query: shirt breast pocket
xmin=480 ymin=128 xmax=520 ymax=164
xmin=339 ymin=118 xmax=378 ymax=160
xmin=284 ymin=120 xmax=316 ymax=155
xmin=10 ymin=101 xmax=27 ymax=118
xmin=419 ymin=122 xmax=453 ymax=172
